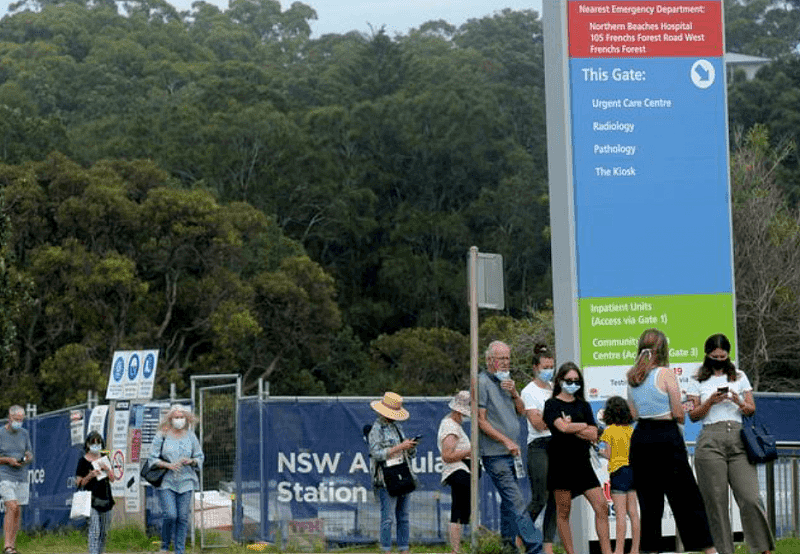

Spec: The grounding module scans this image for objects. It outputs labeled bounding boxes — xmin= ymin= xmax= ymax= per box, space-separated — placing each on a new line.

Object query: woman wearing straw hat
xmin=368 ymin=392 xmax=418 ymax=554
xmin=437 ymin=390 xmax=472 ymax=554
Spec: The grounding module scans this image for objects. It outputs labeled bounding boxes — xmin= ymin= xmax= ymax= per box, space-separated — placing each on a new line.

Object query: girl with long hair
xmin=627 ymin=329 xmax=716 ymax=554
xmin=543 ymin=362 xmax=612 ymax=554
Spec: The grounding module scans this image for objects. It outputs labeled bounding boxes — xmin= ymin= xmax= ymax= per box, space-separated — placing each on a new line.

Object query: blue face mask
xmin=495 ymin=371 xmax=510 ymax=381
xmin=539 ymin=369 xmax=554 ymax=382
xmin=561 ymin=382 xmax=581 ymax=395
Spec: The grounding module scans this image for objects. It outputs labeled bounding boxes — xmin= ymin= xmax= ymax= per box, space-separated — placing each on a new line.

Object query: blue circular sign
xmin=128 ymin=354 xmax=140 ymax=380
xmin=143 ymin=353 xmax=155 ymax=378
xmin=113 ymin=357 xmax=125 ymax=382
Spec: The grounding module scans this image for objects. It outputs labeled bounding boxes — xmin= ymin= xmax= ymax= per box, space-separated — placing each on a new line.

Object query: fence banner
xmin=5 ymin=392 xmax=798 ymax=542
xmin=245 ymin=397 xmax=521 ymax=545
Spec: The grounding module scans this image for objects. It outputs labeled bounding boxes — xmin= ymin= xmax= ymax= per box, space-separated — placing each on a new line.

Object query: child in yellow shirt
xmin=599 ymin=396 xmax=640 ymax=554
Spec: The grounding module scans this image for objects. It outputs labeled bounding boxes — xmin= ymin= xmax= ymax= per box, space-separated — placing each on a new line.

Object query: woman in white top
xmin=519 ymin=349 xmax=557 ymax=554
xmin=437 ymin=391 xmax=472 ymax=554
xmin=688 ymin=334 xmax=774 ymax=554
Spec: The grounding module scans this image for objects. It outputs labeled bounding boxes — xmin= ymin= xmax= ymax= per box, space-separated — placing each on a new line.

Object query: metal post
xmin=766 ymin=460 xmax=777 ymax=536
xmin=792 ymin=458 xmax=799 ymax=537
xmin=469 ymin=246 xmax=480 ymax=553
xmin=235 ymin=375 xmax=243 ymax=543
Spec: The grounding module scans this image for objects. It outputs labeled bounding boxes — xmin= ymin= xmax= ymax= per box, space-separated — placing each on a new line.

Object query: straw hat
xmin=370 ymin=392 xmax=409 ymax=421
xmin=448 ymin=390 xmax=471 ymax=417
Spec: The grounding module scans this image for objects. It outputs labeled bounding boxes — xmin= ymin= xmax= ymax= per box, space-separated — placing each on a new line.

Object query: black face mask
xmin=705 ymin=357 xmax=728 ymax=370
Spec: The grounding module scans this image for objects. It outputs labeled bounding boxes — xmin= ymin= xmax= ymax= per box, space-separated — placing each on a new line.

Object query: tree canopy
xmin=1 ymin=0 xmax=800 ymax=403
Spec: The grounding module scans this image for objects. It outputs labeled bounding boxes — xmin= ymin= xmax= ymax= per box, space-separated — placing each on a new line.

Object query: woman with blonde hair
xmin=627 ymin=328 xmax=716 ymax=554
xmin=148 ymin=404 xmax=204 ymax=554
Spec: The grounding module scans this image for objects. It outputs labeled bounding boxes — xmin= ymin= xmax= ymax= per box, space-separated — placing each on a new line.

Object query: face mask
xmin=561 ymin=382 xmax=581 ymax=395
xmin=89 ymin=444 xmax=102 ymax=453
xmin=172 ymin=417 xmax=187 ymax=430
xmin=10 ymin=421 xmax=22 ymax=431
xmin=495 ymin=371 xmax=510 ymax=381
xmin=706 ymin=357 xmax=728 ymax=370
xmin=539 ymin=369 xmax=554 ymax=382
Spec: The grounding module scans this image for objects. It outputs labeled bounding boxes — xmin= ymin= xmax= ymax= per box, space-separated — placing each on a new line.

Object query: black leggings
xmin=445 ymin=469 xmax=471 ymax=524
xmin=630 ymin=419 xmax=714 ymax=553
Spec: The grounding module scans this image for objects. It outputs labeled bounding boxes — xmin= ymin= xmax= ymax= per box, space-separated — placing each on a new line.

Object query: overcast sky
xmin=0 ymin=0 xmax=544 ymax=37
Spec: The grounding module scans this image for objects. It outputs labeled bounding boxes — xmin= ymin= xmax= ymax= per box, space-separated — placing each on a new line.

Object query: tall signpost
xmin=544 ymin=0 xmax=736 ymax=549
xmin=468 ymin=248 xmax=504 ymax=552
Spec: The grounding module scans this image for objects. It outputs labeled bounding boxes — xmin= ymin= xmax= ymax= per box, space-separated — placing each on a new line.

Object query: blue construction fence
xmin=236 ymin=393 xmax=800 ymax=546
xmin=2 ymin=393 xmax=799 ymax=544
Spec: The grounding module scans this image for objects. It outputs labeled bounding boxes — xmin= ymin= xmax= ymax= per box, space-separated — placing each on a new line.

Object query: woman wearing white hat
xmin=437 ymin=390 xmax=472 ymax=554
xmin=148 ymin=404 xmax=204 ymax=554
xmin=368 ymin=392 xmax=418 ymax=554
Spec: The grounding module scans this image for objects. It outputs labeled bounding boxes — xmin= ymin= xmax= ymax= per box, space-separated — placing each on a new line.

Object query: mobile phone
xmin=717 ymin=386 xmax=729 ymax=393
xmin=412 ymin=435 xmax=423 ymax=442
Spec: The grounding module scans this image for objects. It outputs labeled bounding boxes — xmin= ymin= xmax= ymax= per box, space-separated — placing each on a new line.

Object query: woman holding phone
xmin=687 ymin=334 xmax=774 ymax=554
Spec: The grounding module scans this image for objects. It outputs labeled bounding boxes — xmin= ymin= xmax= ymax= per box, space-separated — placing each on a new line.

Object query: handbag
xmin=381 ymin=456 xmax=416 ymax=497
xmin=69 ymin=490 xmax=92 ymax=519
xmin=140 ymin=436 xmax=169 ymax=487
xmin=91 ymin=480 xmax=115 ymax=512
xmin=741 ymin=414 xmax=778 ymax=464
xmin=380 ymin=423 xmax=417 ymax=497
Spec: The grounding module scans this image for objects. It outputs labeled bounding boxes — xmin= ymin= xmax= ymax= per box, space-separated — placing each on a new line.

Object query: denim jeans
xmin=482 ymin=455 xmax=543 ymax=554
xmin=159 ymin=488 xmax=193 ymax=554
xmin=378 ymin=487 xmax=410 ymax=552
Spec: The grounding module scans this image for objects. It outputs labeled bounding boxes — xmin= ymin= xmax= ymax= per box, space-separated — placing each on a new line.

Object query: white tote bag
xmin=69 ymin=490 xmax=92 ymax=519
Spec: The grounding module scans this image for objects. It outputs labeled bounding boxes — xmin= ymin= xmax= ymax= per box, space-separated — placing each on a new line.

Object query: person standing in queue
xmin=598 ymin=396 xmax=640 ymax=554
xmin=543 ymin=362 xmax=612 ymax=554
xmin=148 ymin=405 xmax=204 ymax=554
xmin=437 ymin=390 xmax=472 ymax=554
xmin=520 ymin=351 xmax=557 ymax=554
xmin=627 ymin=328 xmax=717 ymax=554
xmin=688 ymin=333 xmax=774 ymax=554
xmin=478 ymin=340 xmax=542 ymax=554
xmin=368 ymin=392 xmax=417 ymax=554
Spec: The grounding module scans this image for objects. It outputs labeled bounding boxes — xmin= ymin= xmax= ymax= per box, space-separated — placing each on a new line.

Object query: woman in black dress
xmin=543 ymin=362 xmax=611 ymax=554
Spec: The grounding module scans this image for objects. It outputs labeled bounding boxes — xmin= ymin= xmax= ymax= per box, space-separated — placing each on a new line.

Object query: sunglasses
xmin=563 ymin=379 xmax=580 ymax=385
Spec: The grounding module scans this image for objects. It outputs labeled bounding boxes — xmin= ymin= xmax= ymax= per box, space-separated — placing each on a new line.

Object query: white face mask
xmin=89 ymin=444 xmax=102 ymax=453
xmin=172 ymin=417 xmax=187 ymax=430
xmin=495 ymin=371 xmax=511 ymax=381
xmin=10 ymin=420 xmax=22 ymax=431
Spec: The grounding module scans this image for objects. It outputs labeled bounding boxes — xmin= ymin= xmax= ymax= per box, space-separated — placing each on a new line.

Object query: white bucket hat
xmin=448 ymin=390 xmax=471 ymax=416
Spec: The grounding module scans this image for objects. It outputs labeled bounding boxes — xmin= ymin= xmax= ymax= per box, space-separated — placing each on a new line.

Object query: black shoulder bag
xmin=140 ymin=436 xmax=169 ymax=487
xmin=380 ymin=424 xmax=417 ymax=497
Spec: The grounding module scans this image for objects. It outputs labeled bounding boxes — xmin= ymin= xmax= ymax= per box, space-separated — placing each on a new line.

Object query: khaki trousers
xmin=695 ymin=421 xmax=775 ymax=554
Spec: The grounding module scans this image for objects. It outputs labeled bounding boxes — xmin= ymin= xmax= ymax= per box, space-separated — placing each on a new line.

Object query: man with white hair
xmin=478 ymin=341 xmax=542 ymax=554
xmin=0 ymin=405 xmax=33 ymax=554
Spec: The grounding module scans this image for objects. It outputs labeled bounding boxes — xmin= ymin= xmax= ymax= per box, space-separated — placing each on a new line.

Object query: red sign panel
xmin=569 ymin=1 xmax=723 ymax=58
